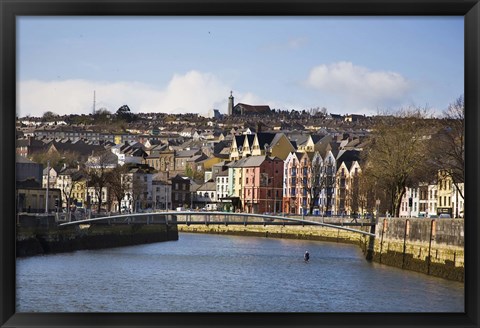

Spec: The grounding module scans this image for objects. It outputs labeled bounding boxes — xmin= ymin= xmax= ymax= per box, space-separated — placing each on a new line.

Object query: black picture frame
xmin=1 ymin=1 xmax=478 ymax=327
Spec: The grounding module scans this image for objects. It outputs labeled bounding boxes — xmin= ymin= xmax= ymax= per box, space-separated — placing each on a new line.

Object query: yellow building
xmin=437 ymin=170 xmax=453 ymax=216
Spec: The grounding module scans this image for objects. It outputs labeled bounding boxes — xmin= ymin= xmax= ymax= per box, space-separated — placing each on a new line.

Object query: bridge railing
xmin=58 ymin=211 xmax=376 ymax=237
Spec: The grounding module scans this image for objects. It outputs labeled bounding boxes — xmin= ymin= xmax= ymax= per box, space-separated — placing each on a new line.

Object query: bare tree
xmin=430 ymin=96 xmax=465 ymax=199
xmin=131 ymin=174 xmax=147 ymax=213
xmin=106 ymin=165 xmax=129 ymax=213
xmin=85 ymin=150 xmax=116 ymax=213
xmin=363 ymin=107 xmax=434 ymax=217
xmin=303 ymin=151 xmax=337 ymax=215
xmin=58 ymin=170 xmax=84 ymax=214
xmin=305 ymin=152 xmax=324 ymax=215
xmin=348 ymin=168 xmax=360 ymax=216
xmin=31 ymin=149 xmax=80 ymax=171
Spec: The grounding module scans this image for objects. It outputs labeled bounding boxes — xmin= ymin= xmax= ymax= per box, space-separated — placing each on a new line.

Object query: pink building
xmin=240 ymin=155 xmax=284 ymax=214
xmin=283 ymin=152 xmax=316 ymax=214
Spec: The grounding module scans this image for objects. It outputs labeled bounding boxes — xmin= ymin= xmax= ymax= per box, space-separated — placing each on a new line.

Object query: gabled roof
xmin=58 ymin=168 xmax=85 ymax=180
xmin=229 ymin=156 xmax=253 ymax=168
xmin=187 ymin=153 xmax=208 ymax=163
xmin=243 ymin=134 xmax=255 ymax=147
xmin=234 ymin=103 xmax=271 ymax=114
xmin=213 ymin=140 xmax=229 ymax=154
xmin=190 ymin=181 xmax=202 ymax=192
xmin=336 ymin=150 xmax=361 ymax=170
xmin=216 ymin=169 xmax=229 ymax=177
xmin=176 ymin=149 xmax=202 ymax=158
xmin=234 ymin=135 xmax=246 ymax=148
xmin=50 ymin=140 xmax=106 ymax=157
xmin=293 ymin=134 xmax=310 ymax=147
xmin=303 ymin=151 xmax=316 ymax=161
xmin=43 ymin=166 xmax=57 ymax=175
xmin=197 ymin=181 xmax=217 ymax=191
xmin=236 ymin=155 xmax=276 ymax=168
xmin=255 ymin=132 xmax=278 ymax=150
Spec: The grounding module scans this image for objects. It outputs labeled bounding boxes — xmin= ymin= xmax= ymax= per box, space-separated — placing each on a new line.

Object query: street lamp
xmin=127 ymin=192 xmax=131 ymax=213
xmin=164 ymin=183 xmax=167 ymax=211
xmin=191 ymin=190 xmax=194 ymax=209
xmin=45 ymin=160 xmax=50 ymax=214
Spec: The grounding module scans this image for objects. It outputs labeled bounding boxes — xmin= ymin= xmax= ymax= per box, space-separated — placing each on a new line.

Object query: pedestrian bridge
xmin=58 ymin=211 xmax=376 ymax=237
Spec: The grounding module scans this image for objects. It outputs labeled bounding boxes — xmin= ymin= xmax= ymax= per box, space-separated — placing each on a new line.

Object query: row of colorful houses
xmin=16 ymin=129 xmax=464 ymax=218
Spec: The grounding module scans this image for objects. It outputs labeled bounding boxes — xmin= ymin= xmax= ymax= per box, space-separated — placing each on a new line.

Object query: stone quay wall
xmin=16 ymin=214 xmax=178 ymax=257
xmin=372 ymin=218 xmax=464 ymax=282
xmin=178 ymin=217 xmax=464 ymax=282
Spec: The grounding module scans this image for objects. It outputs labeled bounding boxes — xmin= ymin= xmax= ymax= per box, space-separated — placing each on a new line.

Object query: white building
xmin=451 ymin=183 xmax=464 ymax=218
xmin=428 ymin=184 xmax=438 ymax=217
xmin=399 ymin=187 xmax=421 ymax=218
xmin=399 ymin=182 xmax=464 ymax=218
xmin=216 ymin=170 xmax=229 ymax=206
xmin=121 ymin=168 xmax=154 ymax=213
xmin=152 ymin=178 xmax=171 ymax=211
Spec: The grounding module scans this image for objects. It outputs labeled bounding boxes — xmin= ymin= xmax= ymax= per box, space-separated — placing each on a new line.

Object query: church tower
xmin=228 ymin=91 xmax=234 ymax=116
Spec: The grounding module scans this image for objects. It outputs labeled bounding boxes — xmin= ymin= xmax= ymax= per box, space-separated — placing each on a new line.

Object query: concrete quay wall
xmin=17 ymin=217 xmax=178 ymax=257
xmin=178 ymin=218 xmax=464 ymax=282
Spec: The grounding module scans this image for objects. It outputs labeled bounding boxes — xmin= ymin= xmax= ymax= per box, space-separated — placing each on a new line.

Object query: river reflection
xmin=16 ymin=232 xmax=464 ymax=312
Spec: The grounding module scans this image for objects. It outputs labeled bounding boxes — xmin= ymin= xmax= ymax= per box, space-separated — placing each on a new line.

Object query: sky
xmin=17 ymin=16 xmax=464 ymax=118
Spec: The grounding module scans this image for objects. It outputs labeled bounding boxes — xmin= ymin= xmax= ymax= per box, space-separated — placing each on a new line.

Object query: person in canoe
xmin=304 ymin=250 xmax=310 ymax=262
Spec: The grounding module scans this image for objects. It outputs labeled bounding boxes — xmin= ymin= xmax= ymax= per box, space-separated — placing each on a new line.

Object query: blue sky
xmin=17 ymin=16 xmax=464 ymax=118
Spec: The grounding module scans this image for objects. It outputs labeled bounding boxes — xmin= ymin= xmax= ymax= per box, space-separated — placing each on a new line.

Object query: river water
xmin=16 ymin=232 xmax=464 ymax=312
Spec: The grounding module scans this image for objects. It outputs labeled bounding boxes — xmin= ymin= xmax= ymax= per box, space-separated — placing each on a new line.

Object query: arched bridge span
xmin=58 ymin=211 xmax=376 ymax=237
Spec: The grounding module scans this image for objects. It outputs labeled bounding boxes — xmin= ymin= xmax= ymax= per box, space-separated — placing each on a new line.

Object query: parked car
xmin=439 ymin=213 xmax=452 ymax=219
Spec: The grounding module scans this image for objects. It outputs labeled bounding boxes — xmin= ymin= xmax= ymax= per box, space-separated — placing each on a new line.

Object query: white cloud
xmin=157 ymin=71 xmax=230 ymax=115
xmin=305 ymin=61 xmax=412 ymax=111
xmin=17 ymin=71 xmax=235 ymax=118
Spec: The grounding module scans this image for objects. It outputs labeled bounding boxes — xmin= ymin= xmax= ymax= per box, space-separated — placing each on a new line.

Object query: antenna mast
xmin=93 ymin=90 xmax=96 ymax=114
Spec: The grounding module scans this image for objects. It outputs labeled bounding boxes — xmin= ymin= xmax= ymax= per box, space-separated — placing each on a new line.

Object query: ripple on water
xmin=16 ymin=233 xmax=464 ymax=312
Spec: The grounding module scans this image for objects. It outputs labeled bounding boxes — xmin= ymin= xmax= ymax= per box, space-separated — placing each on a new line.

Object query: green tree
xmin=41 ymin=111 xmax=58 ymax=121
